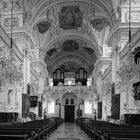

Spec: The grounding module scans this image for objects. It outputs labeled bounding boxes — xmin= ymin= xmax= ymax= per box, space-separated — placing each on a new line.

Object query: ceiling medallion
xmin=59 ymin=6 xmax=82 ymax=29
xmin=62 ymin=40 xmax=79 ymax=51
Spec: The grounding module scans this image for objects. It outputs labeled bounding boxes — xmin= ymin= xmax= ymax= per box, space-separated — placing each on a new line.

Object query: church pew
xmin=76 ymin=118 xmax=140 ymax=140
xmin=105 ymin=132 xmax=140 ymax=140
xmin=0 ymin=134 xmax=30 ymax=140
xmin=0 ymin=117 xmax=62 ymax=140
xmin=0 ymin=130 xmax=37 ymax=139
xmin=114 ymin=138 xmax=140 ymax=140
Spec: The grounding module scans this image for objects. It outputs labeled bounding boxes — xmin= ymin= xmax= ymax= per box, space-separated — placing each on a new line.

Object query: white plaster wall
xmin=16 ymin=88 xmax=23 ymax=121
xmin=0 ymin=84 xmax=6 ymax=112
xmin=96 ymin=77 xmax=103 ymax=95
xmin=23 ymin=57 xmax=30 ymax=94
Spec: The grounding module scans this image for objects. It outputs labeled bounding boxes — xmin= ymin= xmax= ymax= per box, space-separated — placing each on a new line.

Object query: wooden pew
xmin=76 ymin=118 xmax=140 ymax=140
xmin=0 ymin=117 xmax=63 ymax=140
xmin=0 ymin=134 xmax=30 ymax=140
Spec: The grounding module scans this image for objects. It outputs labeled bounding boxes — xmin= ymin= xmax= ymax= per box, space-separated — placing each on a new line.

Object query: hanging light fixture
xmin=128 ymin=0 xmax=131 ymax=43
xmin=11 ymin=0 xmax=13 ymax=49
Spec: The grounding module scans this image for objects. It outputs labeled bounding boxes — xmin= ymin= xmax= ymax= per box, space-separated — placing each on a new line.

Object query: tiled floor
xmin=47 ymin=123 xmax=90 ymax=140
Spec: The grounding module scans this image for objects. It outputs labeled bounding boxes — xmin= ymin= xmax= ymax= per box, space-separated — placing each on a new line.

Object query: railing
xmin=44 ymin=85 xmax=92 ymax=92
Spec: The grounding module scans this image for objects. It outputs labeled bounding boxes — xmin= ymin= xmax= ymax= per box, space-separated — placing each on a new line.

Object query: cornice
xmin=11 ymin=31 xmax=35 ymax=48
xmin=107 ymin=24 xmax=140 ymax=47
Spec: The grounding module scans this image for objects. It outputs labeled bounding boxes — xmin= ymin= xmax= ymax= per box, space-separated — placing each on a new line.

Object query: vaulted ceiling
xmin=21 ymin=0 xmax=119 ymax=76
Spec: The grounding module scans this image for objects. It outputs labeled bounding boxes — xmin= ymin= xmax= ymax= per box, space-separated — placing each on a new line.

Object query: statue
xmin=7 ymin=89 xmax=14 ymax=106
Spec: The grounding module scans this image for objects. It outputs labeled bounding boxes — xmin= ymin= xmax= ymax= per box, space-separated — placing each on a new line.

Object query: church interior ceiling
xmin=28 ymin=0 xmax=116 ymax=77
xmin=1 ymin=0 xmax=118 ymax=78
xmin=44 ymin=39 xmax=97 ymax=76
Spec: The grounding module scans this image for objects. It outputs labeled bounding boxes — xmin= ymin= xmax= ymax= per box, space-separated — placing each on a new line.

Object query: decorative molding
xmin=4 ymin=17 xmax=19 ymax=28
xmin=44 ymin=85 xmax=93 ymax=99
xmin=2 ymin=0 xmax=23 ymax=13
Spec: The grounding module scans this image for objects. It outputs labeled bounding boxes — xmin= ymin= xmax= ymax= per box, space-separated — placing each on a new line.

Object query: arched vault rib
xmin=29 ymin=0 xmax=115 ymax=33
xmin=43 ymin=34 xmax=101 ymax=60
xmin=48 ymin=55 xmax=92 ymax=74
xmin=51 ymin=54 xmax=91 ymax=69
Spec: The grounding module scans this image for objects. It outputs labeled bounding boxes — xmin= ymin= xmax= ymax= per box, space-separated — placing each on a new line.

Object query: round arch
xmin=29 ymin=0 xmax=115 ymax=32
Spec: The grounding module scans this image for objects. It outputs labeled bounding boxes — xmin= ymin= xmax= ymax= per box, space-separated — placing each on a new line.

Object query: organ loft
xmin=0 ymin=0 xmax=140 ymax=140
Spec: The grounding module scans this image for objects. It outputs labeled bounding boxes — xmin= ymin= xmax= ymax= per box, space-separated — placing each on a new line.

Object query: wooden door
xmin=65 ymin=105 xmax=75 ymax=122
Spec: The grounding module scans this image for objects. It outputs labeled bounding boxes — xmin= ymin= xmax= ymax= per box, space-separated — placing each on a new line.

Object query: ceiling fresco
xmin=60 ymin=62 xmax=81 ymax=72
xmin=45 ymin=39 xmax=97 ymax=75
xmin=59 ymin=6 xmax=83 ymax=29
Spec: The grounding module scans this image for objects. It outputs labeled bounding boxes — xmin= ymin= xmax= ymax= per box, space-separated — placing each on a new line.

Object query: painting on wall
xmin=111 ymin=94 xmax=120 ymax=119
xmin=38 ymin=101 xmax=42 ymax=117
xmin=97 ymin=102 xmax=102 ymax=119
xmin=22 ymin=94 xmax=30 ymax=117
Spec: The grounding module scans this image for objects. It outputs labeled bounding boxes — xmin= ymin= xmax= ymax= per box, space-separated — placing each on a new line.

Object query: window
xmin=48 ymin=100 xmax=55 ymax=114
xmin=133 ymin=82 xmax=140 ymax=100
xmin=137 ymin=57 xmax=140 ymax=65
xmin=87 ymin=77 xmax=92 ymax=86
xmin=85 ymin=101 xmax=92 ymax=114
xmin=49 ymin=78 xmax=53 ymax=86
xmin=71 ymin=98 xmax=74 ymax=104
xmin=65 ymin=98 xmax=69 ymax=105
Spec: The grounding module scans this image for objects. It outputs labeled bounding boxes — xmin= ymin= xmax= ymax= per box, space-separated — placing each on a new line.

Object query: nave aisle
xmin=48 ymin=123 xmax=90 ymax=140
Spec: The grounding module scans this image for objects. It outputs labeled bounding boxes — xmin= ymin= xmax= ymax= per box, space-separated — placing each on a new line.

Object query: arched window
xmin=71 ymin=98 xmax=74 ymax=104
xmin=65 ymin=98 xmax=69 ymax=105
xmin=48 ymin=100 xmax=55 ymax=114
xmin=85 ymin=101 xmax=92 ymax=114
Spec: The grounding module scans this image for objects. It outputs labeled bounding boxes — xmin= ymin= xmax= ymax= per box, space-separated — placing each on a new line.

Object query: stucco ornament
xmin=0 ymin=48 xmax=21 ymax=82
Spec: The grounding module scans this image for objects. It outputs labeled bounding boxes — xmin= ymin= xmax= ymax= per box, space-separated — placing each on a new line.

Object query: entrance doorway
xmin=64 ymin=105 xmax=75 ymax=122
